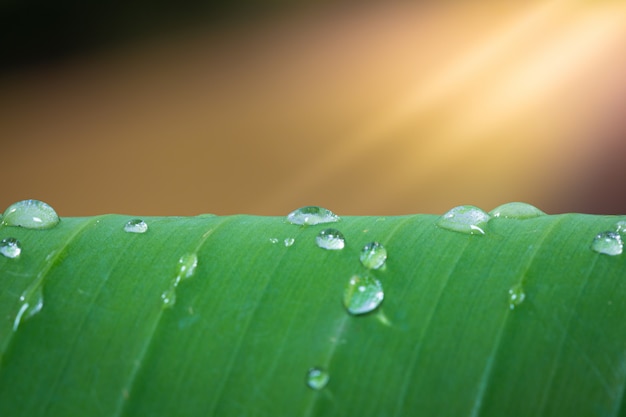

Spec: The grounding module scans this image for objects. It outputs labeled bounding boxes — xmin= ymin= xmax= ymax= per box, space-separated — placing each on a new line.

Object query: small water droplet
xmin=2 ymin=199 xmax=59 ymax=229
xmin=591 ymin=231 xmax=623 ymax=256
xmin=177 ymin=253 xmax=198 ymax=280
xmin=360 ymin=242 xmax=387 ymax=269
xmin=306 ymin=367 xmax=329 ymax=390
xmin=269 ymin=238 xmax=279 ymax=244
xmin=315 ymin=228 xmax=345 ymax=250
xmin=286 ymin=206 xmax=340 ymax=226
xmin=436 ymin=205 xmax=490 ymax=235
xmin=124 ymin=218 xmax=148 ymax=233
xmin=616 ymin=220 xmax=626 ymax=234
xmin=508 ymin=284 xmax=525 ymax=309
xmin=490 ymin=202 xmax=545 ymax=219
xmin=343 ymin=274 xmax=384 ymax=315
xmin=14 ymin=285 xmax=44 ymax=331
xmin=161 ymin=287 xmax=177 ymax=306
xmin=162 ymin=253 xmax=199 ymax=308
xmin=284 ymin=237 xmax=295 ymax=247
xmin=0 ymin=237 xmax=22 ymax=258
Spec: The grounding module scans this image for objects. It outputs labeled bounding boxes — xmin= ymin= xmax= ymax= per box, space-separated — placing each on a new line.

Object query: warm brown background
xmin=2 ymin=1 xmax=626 ymax=217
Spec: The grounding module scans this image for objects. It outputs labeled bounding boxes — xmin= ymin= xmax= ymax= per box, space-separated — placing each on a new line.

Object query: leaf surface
xmin=0 ymin=213 xmax=625 ymax=416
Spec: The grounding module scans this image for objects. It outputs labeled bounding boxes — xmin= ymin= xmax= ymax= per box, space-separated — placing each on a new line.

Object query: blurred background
xmin=1 ymin=0 xmax=626 ymax=216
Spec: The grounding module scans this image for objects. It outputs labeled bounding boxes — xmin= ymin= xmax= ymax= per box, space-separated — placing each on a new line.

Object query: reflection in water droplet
xmin=490 ymin=202 xmax=545 ymax=219
xmin=124 ymin=219 xmax=148 ymax=233
xmin=284 ymin=238 xmax=295 ymax=247
xmin=286 ymin=206 xmax=340 ymax=226
xmin=360 ymin=242 xmax=387 ymax=269
xmin=436 ymin=205 xmax=490 ymax=235
xmin=2 ymin=199 xmax=59 ymax=229
xmin=508 ymin=284 xmax=525 ymax=309
xmin=591 ymin=231 xmax=623 ymax=256
xmin=14 ymin=285 xmax=44 ymax=331
xmin=344 ymin=274 xmax=384 ymax=315
xmin=315 ymin=228 xmax=345 ymax=250
xmin=306 ymin=367 xmax=329 ymax=390
xmin=0 ymin=237 xmax=22 ymax=258
xmin=162 ymin=253 xmax=199 ymax=308
xmin=269 ymin=238 xmax=279 ymax=244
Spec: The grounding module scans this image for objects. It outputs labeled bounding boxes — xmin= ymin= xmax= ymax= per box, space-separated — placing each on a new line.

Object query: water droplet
xmin=343 ymin=274 xmax=384 ymax=315
xmin=286 ymin=206 xmax=340 ymax=226
xmin=284 ymin=237 xmax=295 ymax=247
xmin=508 ymin=284 xmax=525 ymax=309
xmin=14 ymin=285 xmax=44 ymax=331
xmin=490 ymin=202 xmax=545 ymax=219
xmin=269 ymin=238 xmax=279 ymax=244
xmin=2 ymin=199 xmax=59 ymax=229
xmin=616 ymin=220 xmax=626 ymax=234
xmin=177 ymin=253 xmax=198 ymax=280
xmin=0 ymin=237 xmax=22 ymax=258
xmin=315 ymin=228 xmax=346 ymax=250
xmin=162 ymin=253 xmax=199 ymax=308
xmin=124 ymin=218 xmax=148 ymax=233
xmin=591 ymin=231 xmax=623 ymax=256
xmin=306 ymin=367 xmax=329 ymax=390
xmin=161 ymin=287 xmax=177 ymax=306
xmin=436 ymin=205 xmax=490 ymax=235
xmin=360 ymin=242 xmax=387 ymax=269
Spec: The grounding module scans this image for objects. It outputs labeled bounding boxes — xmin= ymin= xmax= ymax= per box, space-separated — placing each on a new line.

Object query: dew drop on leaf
xmin=14 ymin=285 xmax=44 ymax=331
xmin=616 ymin=220 xmax=626 ymax=235
xmin=285 ymin=206 xmax=340 ymax=226
xmin=269 ymin=238 xmax=279 ymax=244
xmin=0 ymin=237 xmax=22 ymax=258
xmin=490 ymin=202 xmax=545 ymax=219
xmin=2 ymin=199 xmax=59 ymax=229
xmin=284 ymin=237 xmax=295 ymax=247
xmin=177 ymin=253 xmax=198 ymax=280
xmin=162 ymin=253 xmax=198 ymax=308
xmin=161 ymin=287 xmax=177 ymax=307
xmin=360 ymin=242 xmax=387 ymax=269
xmin=315 ymin=228 xmax=346 ymax=250
xmin=508 ymin=284 xmax=525 ymax=309
xmin=436 ymin=205 xmax=490 ymax=235
xmin=123 ymin=219 xmax=148 ymax=234
xmin=591 ymin=231 xmax=623 ymax=256
xmin=343 ymin=274 xmax=384 ymax=315
xmin=306 ymin=367 xmax=329 ymax=390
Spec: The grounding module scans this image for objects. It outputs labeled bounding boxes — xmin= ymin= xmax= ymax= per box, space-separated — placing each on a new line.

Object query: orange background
xmin=2 ymin=1 xmax=626 ymax=217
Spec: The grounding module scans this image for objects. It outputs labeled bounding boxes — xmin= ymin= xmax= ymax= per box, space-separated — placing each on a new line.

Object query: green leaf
xmin=1 ymin=212 xmax=625 ymax=416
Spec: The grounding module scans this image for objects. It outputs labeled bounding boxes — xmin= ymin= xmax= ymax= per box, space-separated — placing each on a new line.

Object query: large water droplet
xmin=360 ymin=242 xmax=387 ymax=269
xmin=343 ymin=274 xmax=384 ymax=315
xmin=306 ymin=367 xmax=329 ymax=390
xmin=315 ymin=228 xmax=346 ymax=250
xmin=284 ymin=237 xmax=295 ymax=247
xmin=286 ymin=206 xmax=340 ymax=226
xmin=0 ymin=237 xmax=22 ymax=258
xmin=436 ymin=205 xmax=490 ymax=235
xmin=124 ymin=218 xmax=148 ymax=234
xmin=490 ymin=202 xmax=545 ymax=219
xmin=508 ymin=284 xmax=525 ymax=309
xmin=2 ymin=199 xmax=59 ymax=229
xmin=14 ymin=285 xmax=44 ymax=331
xmin=591 ymin=231 xmax=623 ymax=256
